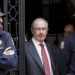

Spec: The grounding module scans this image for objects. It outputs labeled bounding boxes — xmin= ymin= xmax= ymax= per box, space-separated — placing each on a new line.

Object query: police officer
xmin=58 ymin=31 xmax=75 ymax=75
xmin=63 ymin=24 xmax=75 ymax=36
xmin=0 ymin=12 xmax=18 ymax=75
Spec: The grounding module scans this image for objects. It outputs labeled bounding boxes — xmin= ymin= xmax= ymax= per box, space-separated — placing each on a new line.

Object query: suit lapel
xmin=27 ymin=40 xmax=44 ymax=71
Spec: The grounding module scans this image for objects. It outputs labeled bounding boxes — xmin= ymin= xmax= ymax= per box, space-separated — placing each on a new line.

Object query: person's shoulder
xmin=67 ymin=31 xmax=75 ymax=37
xmin=45 ymin=42 xmax=54 ymax=49
xmin=1 ymin=30 xmax=11 ymax=35
xmin=0 ymin=30 xmax=11 ymax=39
xmin=45 ymin=42 xmax=55 ymax=53
xmin=62 ymin=32 xmax=75 ymax=41
xmin=64 ymin=31 xmax=75 ymax=40
xmin=60 ymin=32 xmax=75 ymax=49
xmin=25 ymin=39 xmax=32 ymax=45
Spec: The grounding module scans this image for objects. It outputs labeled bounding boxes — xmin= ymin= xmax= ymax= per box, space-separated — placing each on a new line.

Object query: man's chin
xmin=39 ymin=39 xmax=45 ymax=42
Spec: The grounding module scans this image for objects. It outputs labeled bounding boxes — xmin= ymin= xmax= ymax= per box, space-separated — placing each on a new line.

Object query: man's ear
xmin=31 ymin=28 xmax=33 ymax=34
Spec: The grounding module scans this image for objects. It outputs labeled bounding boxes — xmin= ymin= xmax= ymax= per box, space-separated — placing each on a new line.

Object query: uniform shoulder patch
xmin=60 ymin=41 xmax=65 ymax=49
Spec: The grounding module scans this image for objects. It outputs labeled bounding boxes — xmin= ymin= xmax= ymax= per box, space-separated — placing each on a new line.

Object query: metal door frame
xmin=4 ymin=0 xmax=25 ymax=75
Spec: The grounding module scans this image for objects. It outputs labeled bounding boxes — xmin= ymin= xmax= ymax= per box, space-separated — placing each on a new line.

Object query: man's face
xmin=0 ymin=17 xmax=3 ymax=30
xmin=31 ymin=20 xmax=48 ymax=43
xmin=64 ymin=24 xmax=74 ymax=36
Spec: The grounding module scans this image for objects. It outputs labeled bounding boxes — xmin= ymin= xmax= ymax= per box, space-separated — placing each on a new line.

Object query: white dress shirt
xmin=32 ymin=37 xmax=54 ymax=75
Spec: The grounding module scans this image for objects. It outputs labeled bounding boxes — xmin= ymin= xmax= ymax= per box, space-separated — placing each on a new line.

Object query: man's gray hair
xmin=31 ymin=18 xmax=48 ymax=28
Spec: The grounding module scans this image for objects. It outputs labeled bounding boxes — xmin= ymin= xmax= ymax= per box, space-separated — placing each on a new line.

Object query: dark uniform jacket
xmin=58 ymin=32 xmax=75 ymax=75
xmin=25 ymin=39 xmax=59 ymax=75
xmin=0 ymin=30 xmax=18 ymax=75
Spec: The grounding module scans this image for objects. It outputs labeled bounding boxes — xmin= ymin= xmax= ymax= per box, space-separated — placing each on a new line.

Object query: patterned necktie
xmin=40 ymin=44 xmax=51 ymax=75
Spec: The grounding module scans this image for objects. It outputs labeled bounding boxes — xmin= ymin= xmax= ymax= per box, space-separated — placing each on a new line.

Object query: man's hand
xmin=3 ymin=47 xmax=15 ymax=55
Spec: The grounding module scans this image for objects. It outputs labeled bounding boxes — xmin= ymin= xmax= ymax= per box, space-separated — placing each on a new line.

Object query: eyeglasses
xmin=33 ymin=27 xmax=48 ymax=31
xmin=0 ymin=21 xmax=3 ymax=25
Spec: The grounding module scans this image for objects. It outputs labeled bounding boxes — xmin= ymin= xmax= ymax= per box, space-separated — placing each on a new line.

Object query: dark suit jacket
xmin=25 ymin=39 xmax=59 ymax=75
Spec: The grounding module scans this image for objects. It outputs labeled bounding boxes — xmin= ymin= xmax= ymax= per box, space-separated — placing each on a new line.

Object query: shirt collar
xmin=32 ymin=37 xmax=45 ymax=46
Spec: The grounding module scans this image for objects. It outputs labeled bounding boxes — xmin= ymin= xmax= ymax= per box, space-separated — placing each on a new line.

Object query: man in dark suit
xmin=58 ymin=31 xmax=75 ymax=75
xmin=25 ymin=18 xmax=59 ymax=75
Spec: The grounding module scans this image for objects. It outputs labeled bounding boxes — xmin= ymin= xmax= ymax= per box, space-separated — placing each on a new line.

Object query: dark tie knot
xmin=39 ymin=44 xmax=44 ymax=47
